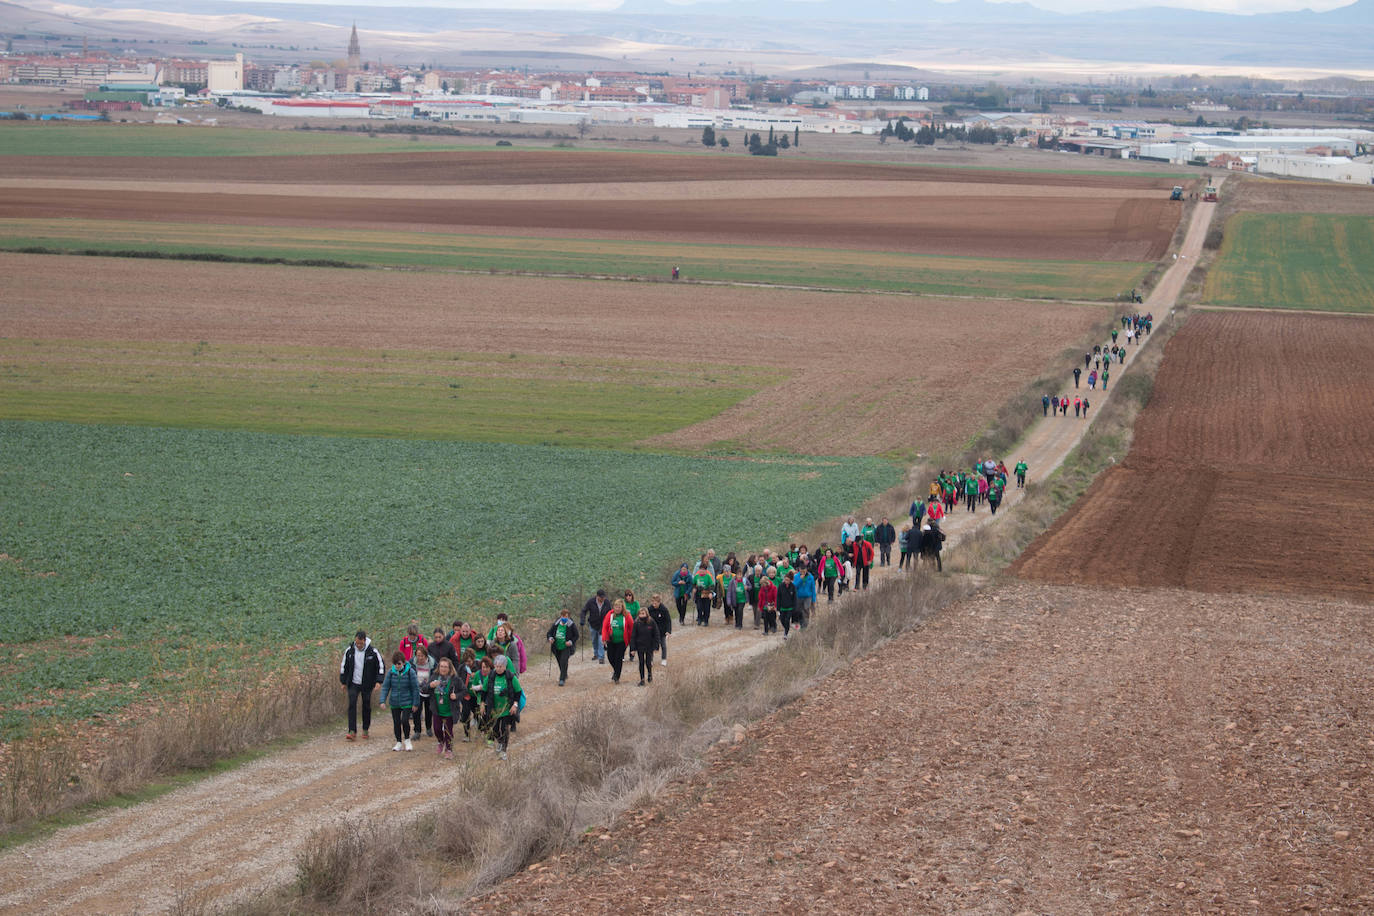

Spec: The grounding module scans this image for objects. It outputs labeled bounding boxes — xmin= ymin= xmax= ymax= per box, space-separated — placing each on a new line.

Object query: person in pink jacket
xmin=600 ymin=600 xmax=635 ymax=684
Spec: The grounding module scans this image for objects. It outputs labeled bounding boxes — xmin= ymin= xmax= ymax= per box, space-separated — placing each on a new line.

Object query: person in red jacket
xmin=756 ymin=573 xmax=779 ymax=634
xmin=926 ymin=494 xmax=945 ymax=526
xmin=399 ymin=624 xmax=427 ymax=662
xmin=600 ymin=599 xmax=634 ymax=684
xmin=852 ymin=538 xmax=875 ymax=590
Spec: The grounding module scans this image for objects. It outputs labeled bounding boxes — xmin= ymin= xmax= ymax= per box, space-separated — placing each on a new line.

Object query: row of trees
xmin=703 ymin=125 xmax=800 ymax=155
xmin=879 ymin=118 xmax=1023 ymax=146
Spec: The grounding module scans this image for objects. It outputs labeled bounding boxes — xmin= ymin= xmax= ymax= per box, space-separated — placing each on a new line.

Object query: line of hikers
xmin=339 ymin=452 xmax=1032 ymax=761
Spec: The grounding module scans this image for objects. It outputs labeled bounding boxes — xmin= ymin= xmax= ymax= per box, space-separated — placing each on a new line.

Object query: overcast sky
xmin=217 ymin=0 xmax=1357 ymax=14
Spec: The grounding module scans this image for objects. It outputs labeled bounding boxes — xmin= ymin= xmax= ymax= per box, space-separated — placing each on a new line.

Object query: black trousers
xmin=554 ymin=647 xmax=573 ymax=681
xmin=856 ymin=565 xmax=870 ymax=589
xmin=675 ymin=593 xmax=688 ymax=624
xmin=346 ymin=683 xmax=373 ymax=734
xmin=390 ymin=706 xmax=412 ymax=742
xmin=824 ymin=576 xmax=836 ymax=601
xmin=779 ymin=608 xmax=794 ymax=635
xmin=761 ymin=609 xmax=777 ymax=633
xmin=607 ymin=642 xmax=627 ymax=680
xmin=411 ymin=694 xmax=433 ymax=734
xmin=637 ymin=652 xmax=654 ymax=682
xmin=878 ymin=544 xmax=892 ymax=565
xmin=492 ymin=715 xmax=514 ymax=752
xmin=695 ymin=595 xmax=712 ymax=625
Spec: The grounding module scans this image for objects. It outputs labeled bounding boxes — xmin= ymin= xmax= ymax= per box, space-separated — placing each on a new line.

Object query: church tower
xmin=347 ymin=23 xmax=362 ymax=70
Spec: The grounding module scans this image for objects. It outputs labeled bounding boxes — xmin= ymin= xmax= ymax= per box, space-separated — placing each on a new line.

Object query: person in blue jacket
xmin=379 ymin=650 xmax=420 ymax=752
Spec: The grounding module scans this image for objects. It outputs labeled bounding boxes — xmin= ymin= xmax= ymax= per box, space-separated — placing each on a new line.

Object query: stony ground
xmin=473 ymin=582 xmax=1374 ymax=915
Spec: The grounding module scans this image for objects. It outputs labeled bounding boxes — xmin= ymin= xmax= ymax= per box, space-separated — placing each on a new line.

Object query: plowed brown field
xmin=1014 ymin=310 xmax=1374 ymax=598
xmin=473 ymin=582 xmax=1374 ymax=914
xmin=0 ymin=186 xmax=1177 ymax=261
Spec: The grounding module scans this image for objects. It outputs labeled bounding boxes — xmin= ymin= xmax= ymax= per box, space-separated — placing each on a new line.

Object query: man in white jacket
xmin=340 ymin=630 xmax=385 ymax=740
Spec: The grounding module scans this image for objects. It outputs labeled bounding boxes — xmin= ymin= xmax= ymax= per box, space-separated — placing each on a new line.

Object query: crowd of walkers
xmin=339 ymin=615 xmax=533 ymax=760
xmin=336 ymin=457 xmax=1033 ymax=762
xmin=1044 ymin=311 xmax=1153 ymax=420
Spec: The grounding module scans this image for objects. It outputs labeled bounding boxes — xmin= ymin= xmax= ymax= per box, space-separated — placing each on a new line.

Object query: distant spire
xmin=347 ymin=22 xmax=361 ymax=70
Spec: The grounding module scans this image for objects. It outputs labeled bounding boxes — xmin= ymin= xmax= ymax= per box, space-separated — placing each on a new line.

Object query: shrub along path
xmin=0 ymin=189 xmax=1221 ymax=915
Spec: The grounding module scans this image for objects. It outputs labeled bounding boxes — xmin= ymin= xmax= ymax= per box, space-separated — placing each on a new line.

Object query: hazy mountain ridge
xmin=2 ymin=0 xmax=1371 ymax=72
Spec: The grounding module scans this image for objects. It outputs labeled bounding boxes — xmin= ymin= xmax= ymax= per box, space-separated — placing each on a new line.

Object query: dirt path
xmin=0 ymin=189 xmax=1222 ymax=916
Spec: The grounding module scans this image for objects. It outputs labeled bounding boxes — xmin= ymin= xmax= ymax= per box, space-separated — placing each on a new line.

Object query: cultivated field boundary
xmin=0 ymin=181 xmax=1220 ymax=915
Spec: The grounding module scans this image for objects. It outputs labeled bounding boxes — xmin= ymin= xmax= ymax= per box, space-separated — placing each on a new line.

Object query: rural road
xmin=0 ymin=187 xmax=1221 ymax=914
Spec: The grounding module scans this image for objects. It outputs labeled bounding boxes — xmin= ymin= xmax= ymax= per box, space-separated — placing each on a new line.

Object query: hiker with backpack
xmin=646 ymin=593 xmax=673 ymax=661
xmin=379 ymin=650 xmax=419 ymax=752
xmin=777 ymin=571 xmax=798 ymax=639
xmin=546 ymin=610 xmax=579 ymax=687
xmin=481 ymin=654 xmax=523 ymax=761
xmin=920 ymin=524 xmax=945 ymax=572
xmin=794 ymin=565 xmax=817 ymax=629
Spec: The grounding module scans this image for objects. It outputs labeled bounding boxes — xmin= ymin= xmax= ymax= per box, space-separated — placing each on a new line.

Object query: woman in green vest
xmin=692 ymin=566 xmax=715 ymax=626
xmin=546 ymin=610 xmax=579 ymax=687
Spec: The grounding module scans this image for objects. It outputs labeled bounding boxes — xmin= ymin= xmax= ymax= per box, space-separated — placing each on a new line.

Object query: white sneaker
xmin=392 ymin=741 xmax=403 ymax=752
xmin=661 ymin=660 xmax=668 ymax=668
xmin=499 ymin=750 xmax=508 ymax=761
xmin=403 ymin=738 xmax=413 ymax=752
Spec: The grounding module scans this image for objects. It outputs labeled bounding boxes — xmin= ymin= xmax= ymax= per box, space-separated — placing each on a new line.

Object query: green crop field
xmin=0 ymin=219 xmax=1146 ymax=300
xmin=0 ymin=421 xmax=897 ymax=736
xmin=0 ymin=339 xmax=781 ymax=448
xmin=1205 ymin=212 xmax=1374 ymax=312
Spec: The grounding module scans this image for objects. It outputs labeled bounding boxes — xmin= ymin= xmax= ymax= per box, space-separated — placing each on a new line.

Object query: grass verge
xmin=1 ymin=670 xmax=338 ymax=834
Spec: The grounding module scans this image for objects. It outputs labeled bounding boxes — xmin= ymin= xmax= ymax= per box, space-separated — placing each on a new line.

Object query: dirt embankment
xmin=1014 ymin=309 xmax=1374 ymax=600
xmin=473 ymin=582 xmax=1374 ymax=914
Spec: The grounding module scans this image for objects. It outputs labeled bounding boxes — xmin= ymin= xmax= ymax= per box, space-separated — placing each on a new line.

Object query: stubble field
xmin=1013 ymin=309 xmax=1374 ymax=598
xmin=0 ymin=252 xmax=1109 ymax=457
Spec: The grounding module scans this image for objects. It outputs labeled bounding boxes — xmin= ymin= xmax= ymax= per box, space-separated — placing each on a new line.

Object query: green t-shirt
xmin=434 ymin=675 xmax=454 ymax=717
xmin=624 ymin=600 xmax=640 ymax=618
xmin=553 ymin=620 xmax=571 ymax=651
xmin=609 ymin=613 xmax=627 ymax=645
xmin=489 ymin=671 xmax=522 ymax=719
xmin=861 ymin=525 xmax=876 ymax=541
xmin=1014 ymin=462 xmax=1028 ymax=475
xmin=693 ymin=572 xmax=714 ymax=594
